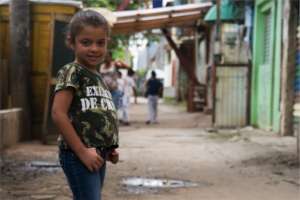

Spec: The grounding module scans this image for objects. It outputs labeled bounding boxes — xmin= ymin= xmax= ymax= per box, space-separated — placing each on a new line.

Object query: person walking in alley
xmin=99 ymin=52 xmax=123 ymax=110
xmin=119 ymin=68 xmax=136 ymax=125
xmin=145 ymin=70 xmax=163 ymax=124
xmin=116 ymin=70 xmax=125 ymax=122
xmin=51 ymin=10 xmax=119 ymax=200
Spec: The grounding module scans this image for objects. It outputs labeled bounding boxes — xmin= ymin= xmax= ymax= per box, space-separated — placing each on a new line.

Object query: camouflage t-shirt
xmin=55 ymin=62 xmax=119 ymax=149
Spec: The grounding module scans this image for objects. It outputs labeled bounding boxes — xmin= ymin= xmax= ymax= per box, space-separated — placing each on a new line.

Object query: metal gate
xmin=214 ymin=65 xmax=249 ymax=128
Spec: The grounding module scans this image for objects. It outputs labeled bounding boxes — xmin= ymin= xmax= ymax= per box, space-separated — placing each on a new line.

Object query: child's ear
xmin=65 ymin=35 xmax=74 ymax=50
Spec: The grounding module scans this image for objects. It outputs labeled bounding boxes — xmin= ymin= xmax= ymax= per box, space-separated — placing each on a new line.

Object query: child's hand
xmin=78 ymin=147 xmax=104 ymax=172
xmin=108 ymin=149 xmax=119 ymax=164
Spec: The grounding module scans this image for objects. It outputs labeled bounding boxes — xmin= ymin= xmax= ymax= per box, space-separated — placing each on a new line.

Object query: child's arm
xmin=52 ymin=89 xmax=104 ymax=172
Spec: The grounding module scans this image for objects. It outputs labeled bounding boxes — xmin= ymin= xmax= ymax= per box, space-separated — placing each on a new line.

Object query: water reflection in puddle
xmin=122 ymin=177 xmax=209 ymax=194
xmin=27 ymin=161 xmax=60 ymax=172
xmin=122 ymin=177 xmax=198 ymax=188
xmin=1 ymin=160 xmax=61 ymax=182
xmin=30 ymin=161 xmax=60 ymax=168
xmin=25 ymin=161 xmax=61 ymax=173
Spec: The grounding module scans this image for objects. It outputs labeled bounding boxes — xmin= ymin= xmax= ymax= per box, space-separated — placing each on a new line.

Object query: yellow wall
xmin=0 ymin=5 xmax=10 ymax=108
xmin=0 ymin=6 xmax=9 ymax=62
xmin=0 ymin=3 xmax=79 ymax=137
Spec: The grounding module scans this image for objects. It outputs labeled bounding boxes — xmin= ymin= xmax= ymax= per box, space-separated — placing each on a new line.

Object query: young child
xmin=51 ymin=10 xmax=119 ymax=200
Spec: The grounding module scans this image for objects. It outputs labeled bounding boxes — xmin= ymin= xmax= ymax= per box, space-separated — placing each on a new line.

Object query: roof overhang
xmin=111 ymin=3 xmax=212 ymax=35
xmin=0 ymin=0 xmax=82 ymax=7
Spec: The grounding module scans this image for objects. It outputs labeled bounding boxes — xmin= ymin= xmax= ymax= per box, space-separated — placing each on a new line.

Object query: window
xmin=263 ymin=10 xmax=272 ymax=64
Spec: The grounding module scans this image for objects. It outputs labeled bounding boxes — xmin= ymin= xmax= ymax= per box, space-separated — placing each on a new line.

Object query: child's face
xmin=72 ymin=25 xmax=108 ymax=70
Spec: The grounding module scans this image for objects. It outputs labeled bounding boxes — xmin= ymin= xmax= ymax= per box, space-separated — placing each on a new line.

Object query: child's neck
xmin=86 ymin=67 xmax=98 ymax=74
xmin=74 ymin=61 xmax=99 ymax=74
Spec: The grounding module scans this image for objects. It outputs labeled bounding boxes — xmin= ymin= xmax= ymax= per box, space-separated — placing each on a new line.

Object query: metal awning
xmin=204 ymin=0 xmax=243 ymax=22
xmin=111 ymin=3 xmax=212 ymax=35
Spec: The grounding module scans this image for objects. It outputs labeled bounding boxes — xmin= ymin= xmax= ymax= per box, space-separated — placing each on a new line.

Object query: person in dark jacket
xmin=144 ymin=70 xmax=163 ymax=124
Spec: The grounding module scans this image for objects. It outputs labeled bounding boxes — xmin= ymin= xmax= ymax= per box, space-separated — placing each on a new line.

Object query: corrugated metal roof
xmin=1 ymin=1 xmax=211 ymax=34
xmin=0 ymin=0 xmax=82 ymax=7
xmin=110 ymin=2 xmax=212 ymax=34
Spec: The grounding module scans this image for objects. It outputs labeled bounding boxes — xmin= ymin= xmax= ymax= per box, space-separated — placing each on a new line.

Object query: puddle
xmin=27 ymin=161 xmax=61 ymax=172
xmin=122 ymin=177 xmax=209 ymax=194
xmin=30 ymin=161 xmax=60 ymax=168
xmin=1 ymin=160 xmax=61 ymax=182
xmin=122 ymin=177 xmax=198 ymax=188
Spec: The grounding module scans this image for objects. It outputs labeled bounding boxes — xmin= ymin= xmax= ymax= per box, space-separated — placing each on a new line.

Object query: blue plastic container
xmin=296 ymin=51 xmax=300 ymax=65
xmin=294 ymin=78 xmax=300 ymax=91
xmin=153 ymin=0 xmax=163 ymax=8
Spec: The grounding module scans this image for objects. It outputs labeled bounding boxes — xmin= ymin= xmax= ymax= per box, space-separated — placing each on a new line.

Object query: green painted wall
xmin=251 ymin=0 xmax=282 ymax=132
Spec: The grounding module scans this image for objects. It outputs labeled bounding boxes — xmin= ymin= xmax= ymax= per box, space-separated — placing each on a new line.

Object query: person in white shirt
xmin=99 ymin=53 xmax=119 ymax=106
xmin=119 ymin=68 xmax=136 ymax=125
xmin=116 ymin=71 xmax=124 ymax=121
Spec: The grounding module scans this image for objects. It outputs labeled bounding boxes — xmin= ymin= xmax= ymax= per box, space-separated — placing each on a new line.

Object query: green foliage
xmin=79 ymin=0 xmax=120 ymax=10
xmin=111 ymin=44 xmax=126 ymax=60
xmin=144 ymin=34 xmax=160 ymax=43
xmin=163 ymin=97 xmax=177 ymax=104
xmin=109 ymin=34 xmax=130 ymax=60
xmin=163 ymin=97 xmax=186 ymax=108
xmin=77 ymin=0 xmax=139 ymax=11
xmin=135 ymin=68 xmax=147 ymax=78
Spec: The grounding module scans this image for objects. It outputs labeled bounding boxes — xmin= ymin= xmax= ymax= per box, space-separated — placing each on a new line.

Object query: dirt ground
xmin=0 ymin=98 xmax=299 ymax=200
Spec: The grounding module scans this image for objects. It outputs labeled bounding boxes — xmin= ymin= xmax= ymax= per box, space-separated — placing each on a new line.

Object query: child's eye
xmin=97 ymin=40 xmax=106 ymax=47
xmin=80 ymin=40 xmax=92 ymax=46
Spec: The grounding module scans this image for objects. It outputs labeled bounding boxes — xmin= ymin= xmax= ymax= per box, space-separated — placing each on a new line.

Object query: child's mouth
xmin=87 ymin=55 xmax=99 ymax=62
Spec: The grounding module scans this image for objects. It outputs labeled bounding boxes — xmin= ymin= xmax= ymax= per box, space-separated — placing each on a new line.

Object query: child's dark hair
xmin=117 ymin=70 xmax=122 ymax=77
xmin=128 ymin=68 xmax=135 ymax=77
xmin=66 ymin=9 xmax=110 ymax=45
xmin=151 ymin=70 xmax=156 ymax=78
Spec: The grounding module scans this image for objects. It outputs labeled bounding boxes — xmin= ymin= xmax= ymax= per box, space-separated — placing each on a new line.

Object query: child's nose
xmin=90 ymin=43 xmax=99 ymax=51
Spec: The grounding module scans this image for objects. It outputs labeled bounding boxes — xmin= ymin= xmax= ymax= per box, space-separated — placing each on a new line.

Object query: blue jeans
xmin=59 ymin=148 xmax=107 ymax=200
xmin=111 ymin=90 xmax=123 ymax=109
xmin=147 ymin=95 xmax=159 ymax=123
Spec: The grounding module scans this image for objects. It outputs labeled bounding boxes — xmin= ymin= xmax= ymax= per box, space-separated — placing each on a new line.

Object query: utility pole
xmin=281 ymin=0 xmax=297 ymax=136
xmin=211 ymin=0 xmax=221 ymax=123
xmin=214 ymin=0 xmax=221 ymax=64
xmin=9 ymin=0 xmax=31 ymax=140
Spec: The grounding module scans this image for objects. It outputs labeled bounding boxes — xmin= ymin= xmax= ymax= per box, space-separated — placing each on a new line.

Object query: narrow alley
xmin=0 ymin=98 xmax=299 ymax=200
